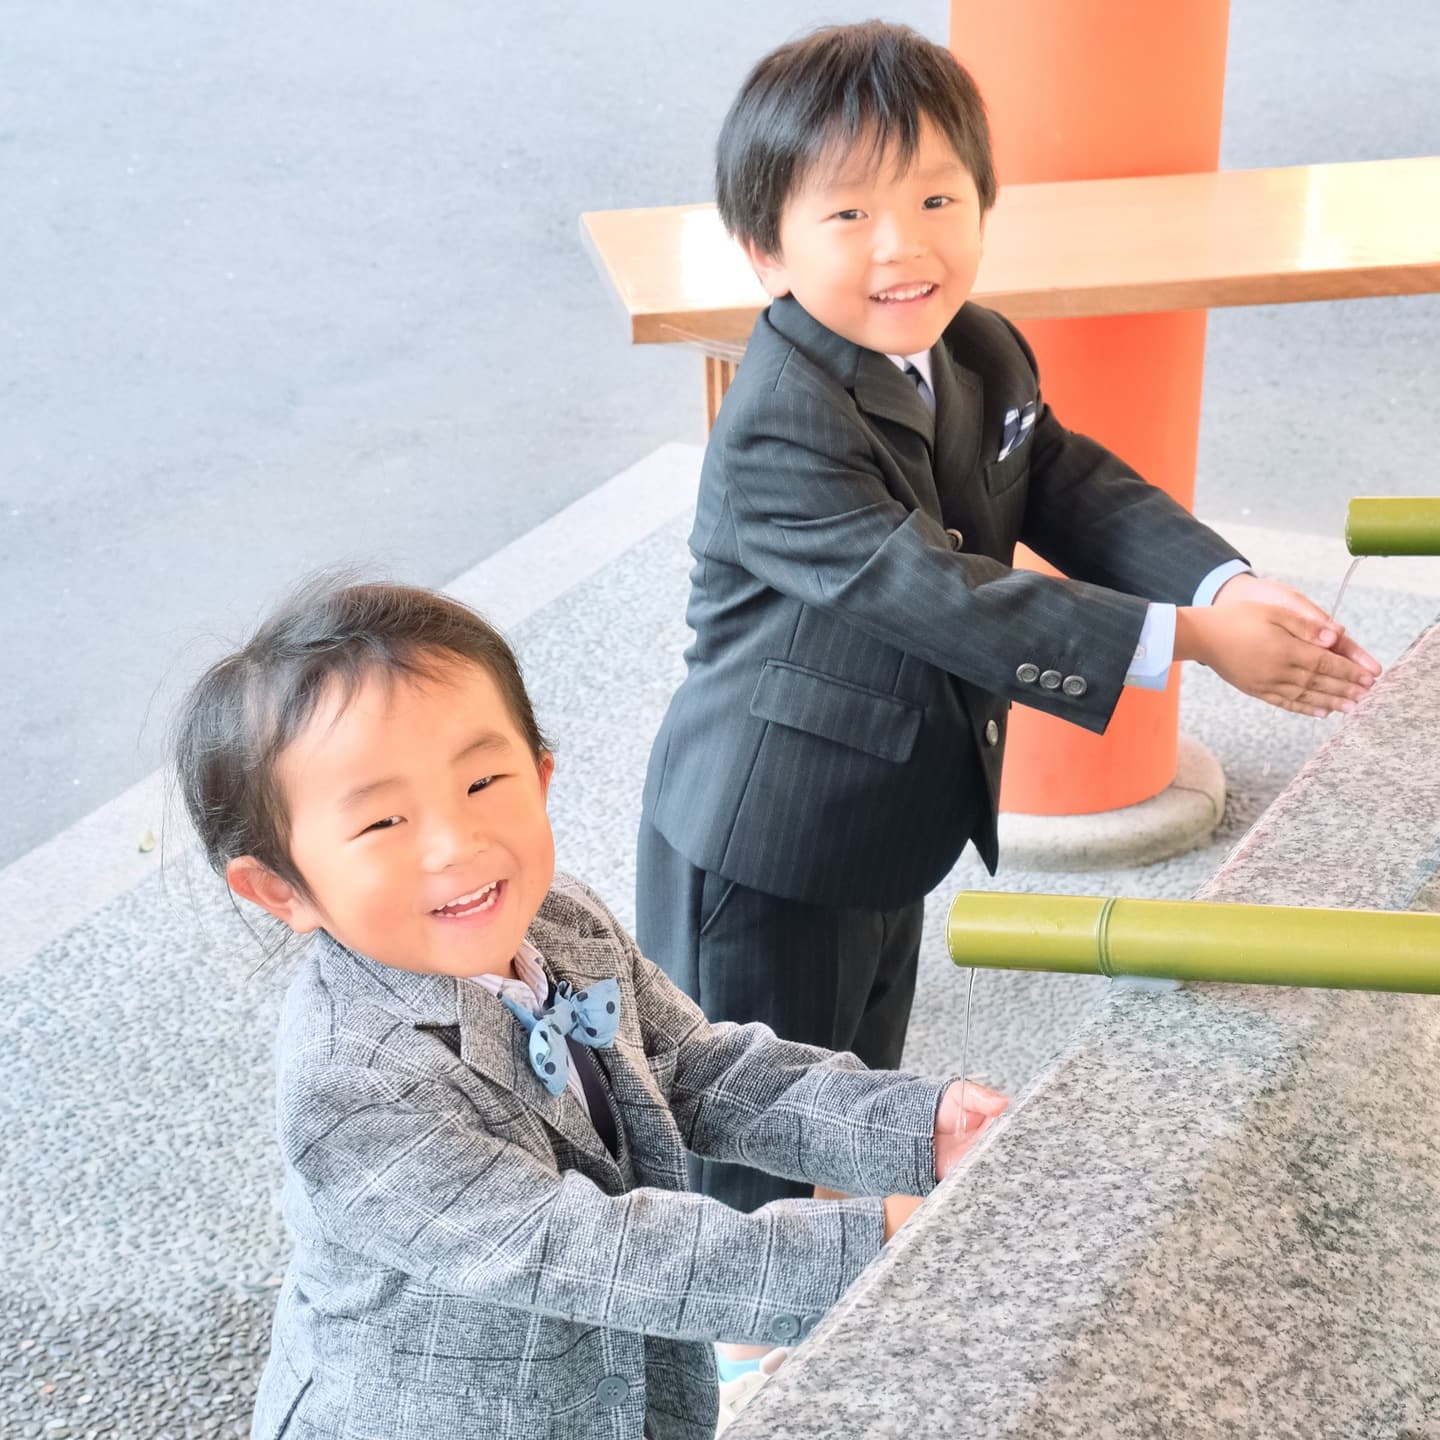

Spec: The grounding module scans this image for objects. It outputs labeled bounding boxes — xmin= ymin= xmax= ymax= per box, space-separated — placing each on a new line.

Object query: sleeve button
xmin=770 ymin=1314 xmax=801 ymax=1341
xmin=984 ymin=719 xmax=1000 ymax=745
xmin=1062 ymin=675 xmax=1088 ymax=697
xmin=595 ymin=1376 xmax=630 ymax=1408
xmin=1016 ymin=663 xmax=1039 ymax=684
xmin=1039 ymin=670 xmax=1063 ymax=690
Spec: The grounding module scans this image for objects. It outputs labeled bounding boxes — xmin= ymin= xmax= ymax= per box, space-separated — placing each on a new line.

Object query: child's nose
xmin=423 ymin=811 xmax=487 ymax=869
xmin=872 ymin=214 xmax=924 ymax=262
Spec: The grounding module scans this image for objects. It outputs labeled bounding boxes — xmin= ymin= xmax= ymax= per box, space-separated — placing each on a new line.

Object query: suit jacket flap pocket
xmin=750 ymin=660 xmax=921 ymax=763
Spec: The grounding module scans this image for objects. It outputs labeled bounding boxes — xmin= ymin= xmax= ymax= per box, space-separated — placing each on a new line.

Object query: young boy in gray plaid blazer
xmin=172 ymin=578 xmax=1006 ymax=1440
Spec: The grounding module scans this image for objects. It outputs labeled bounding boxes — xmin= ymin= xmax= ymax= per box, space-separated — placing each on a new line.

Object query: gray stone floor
xmin=3 ymin=501 xmax=1436 ymax=1435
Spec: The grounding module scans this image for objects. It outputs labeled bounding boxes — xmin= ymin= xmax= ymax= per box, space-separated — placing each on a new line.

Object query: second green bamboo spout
xmin=947 ymin=892 xmax=1440 ymax=994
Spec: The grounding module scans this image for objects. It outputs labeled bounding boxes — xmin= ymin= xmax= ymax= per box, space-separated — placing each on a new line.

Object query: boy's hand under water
xmin=1176 ymin=573 xmax=1381 ymax=719
xmin=934 ymin=1079 xmax=1008 ymax=1180
xmin=881 ymin=1079 xmax=1008 ymax=1240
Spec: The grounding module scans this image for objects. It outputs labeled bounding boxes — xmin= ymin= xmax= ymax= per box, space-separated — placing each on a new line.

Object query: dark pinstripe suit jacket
xmin=642 ymin=296 xmax=1244 ymax=911
xmin=250 ymin=875 xmax=945 ymax=1440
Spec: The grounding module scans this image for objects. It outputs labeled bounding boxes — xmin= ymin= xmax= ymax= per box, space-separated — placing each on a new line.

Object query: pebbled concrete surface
xmin=3 ymin=510 xmax=1436 ymax=1436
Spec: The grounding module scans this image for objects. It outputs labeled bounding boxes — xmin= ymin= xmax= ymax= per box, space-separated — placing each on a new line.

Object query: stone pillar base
xmin=997 ymin=732 xmax=1225 ymax=872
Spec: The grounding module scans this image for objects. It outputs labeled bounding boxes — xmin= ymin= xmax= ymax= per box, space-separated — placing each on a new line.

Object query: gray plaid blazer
xmin=251 ymin=874 xmax=945 ymax=1440
xmin=642 ymin=296 xmax=1245 ymax=909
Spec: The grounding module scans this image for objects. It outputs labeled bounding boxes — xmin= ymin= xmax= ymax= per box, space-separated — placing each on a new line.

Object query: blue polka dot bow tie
xmin=499 ymin=979 xmax=621 ymax=1096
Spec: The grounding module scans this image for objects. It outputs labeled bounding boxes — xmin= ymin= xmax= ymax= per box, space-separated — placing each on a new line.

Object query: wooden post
xmin=704 ymin=356 xmax=738 ymax=432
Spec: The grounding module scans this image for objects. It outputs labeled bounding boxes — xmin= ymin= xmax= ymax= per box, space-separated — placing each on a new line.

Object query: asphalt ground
xmin=2 ymin=0 xmax=1437 ymax=868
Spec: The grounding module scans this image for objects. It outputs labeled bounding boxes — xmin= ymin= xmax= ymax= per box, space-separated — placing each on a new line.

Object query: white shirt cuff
xmin=1192 ymin=559 xmax=1253 ymax=608
xmin=1124 ymin=603 xmax=1176 ymax=690
xmin=1124 ymin=562 xmax=1252 ymax=690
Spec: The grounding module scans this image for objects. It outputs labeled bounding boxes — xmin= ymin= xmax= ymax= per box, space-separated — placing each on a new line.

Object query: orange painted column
xmin=949 ymin=1 xmax=1230 ymax=815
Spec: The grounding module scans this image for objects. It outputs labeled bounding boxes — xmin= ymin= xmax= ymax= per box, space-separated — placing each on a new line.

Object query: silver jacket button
xmin=984 ymin=719 xmax=1000 ymax=745
xmin=1016 ymin=663 xmax=1039 ymax=683
xmin=946 ymin=527 xmax=964 ymax=551
xmin=1062 ymin=674 xmax=1088 ymax=697
xmin=1039 ymin=669 xmax=1063 ymax=690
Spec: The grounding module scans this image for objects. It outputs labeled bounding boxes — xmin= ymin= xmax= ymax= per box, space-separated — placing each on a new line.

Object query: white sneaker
xmin=715 ymin=1348 xmax=789 ymax=1434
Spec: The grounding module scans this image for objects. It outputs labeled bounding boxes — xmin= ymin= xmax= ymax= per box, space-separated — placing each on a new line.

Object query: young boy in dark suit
xmin=637 ymin=21 xmax=1378 ymax=1218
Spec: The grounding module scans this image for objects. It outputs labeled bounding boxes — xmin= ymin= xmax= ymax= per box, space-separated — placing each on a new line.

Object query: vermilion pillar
xmin=949 ymin=2 xmax=1231 ymax=815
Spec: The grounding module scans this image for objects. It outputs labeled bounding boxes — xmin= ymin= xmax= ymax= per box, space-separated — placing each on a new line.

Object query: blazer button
xmin=984 ymin=719 xmax=1000 ymax=746
xmin=770 ymin=1314 xmax=801 ymax=1342
xmin=1062 ymin=675 xmax=1088 ymax=697
xmin=1015 ymin=663 xmax=1039 ymax=684
xmin=1039 ymin=670 xmax=1063 ymax=690
xmin=595 ymin=1376 xmax=630 ymax=1408
xmin=946 ymin=527 xmax=964 ymax=551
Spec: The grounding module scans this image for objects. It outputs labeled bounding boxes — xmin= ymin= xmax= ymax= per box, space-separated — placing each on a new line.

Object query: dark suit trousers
xmin=635 ymin=820 xmax=923 ymax=1213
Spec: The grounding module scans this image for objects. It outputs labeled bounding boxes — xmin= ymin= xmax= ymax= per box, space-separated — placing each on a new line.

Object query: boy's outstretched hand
xmin=875 ymin=1082 xmax=1013 ymax=1238
xmin=880 ymin=1080 xmax=1009 ymax=1240
xmin=934 ymin=1079 xmax=1008 ymax=1180
xmin=1176 ymin=573 xmax=1382 ymax=718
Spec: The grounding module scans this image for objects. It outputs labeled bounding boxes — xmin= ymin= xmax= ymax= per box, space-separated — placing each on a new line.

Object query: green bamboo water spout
xmin=1345 ymin=497 xmax=1440 ymax=557
xmin=946 ymin=893 xmax=1440 ymax=993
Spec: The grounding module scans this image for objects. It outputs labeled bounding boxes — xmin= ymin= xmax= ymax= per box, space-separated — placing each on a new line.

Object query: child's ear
xmin=536 ymin=751 xmax=556 ymax=801
xmin=226 ymin=856 xmax=323 ymax=933
xmin=739 ymin=237 xmax=792 ymax=299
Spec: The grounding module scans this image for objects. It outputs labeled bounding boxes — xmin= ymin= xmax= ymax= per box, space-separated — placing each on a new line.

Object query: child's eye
xmin=362 ymin=815 xmax=403 ymax=834
xmin=468 ymin=776 xmax=496 ymax=794
xmin=832 ymin=208 xmax=865 ymax=222
xmin=922 ymin=195 xmax=953 ymax=210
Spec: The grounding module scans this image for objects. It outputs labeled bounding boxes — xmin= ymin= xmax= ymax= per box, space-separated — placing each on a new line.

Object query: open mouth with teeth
xmin=431 ymin=879 xmax=505 ymax=920
xmin=870 ymin=282 xmax=937 ymax=304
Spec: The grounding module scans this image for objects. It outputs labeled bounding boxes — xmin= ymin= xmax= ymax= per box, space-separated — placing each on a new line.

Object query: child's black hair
xmin=171 ymin=576 xmax=550 ymax=905
xmin=716 ymin=20 xmax=996 ymax=256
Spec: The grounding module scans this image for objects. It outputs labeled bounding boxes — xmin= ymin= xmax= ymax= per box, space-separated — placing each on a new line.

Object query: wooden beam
xmin=581 ymin=157 xmax=1440 ymax=347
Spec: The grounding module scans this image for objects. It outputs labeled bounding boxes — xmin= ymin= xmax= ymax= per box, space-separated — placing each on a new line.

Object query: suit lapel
xmin=316 ymin=930 xmax=622 ymax=1176
xmin=929 ymin=340 xmax=983 ymax=485
xmin=851 ymin=348 xmax=935 ymax=450
xmin=766 ymin=295 xmax=934 ymax=447
xmin=463 ymin=938 xmax=633 ymax=1175
xmin=533 ymin=931 xmax=670 ymax=1179
xmin=930 ymin=340 xmax=1001 ymax=552
xmin=452 ymin=980 xmax=618 ymax=1174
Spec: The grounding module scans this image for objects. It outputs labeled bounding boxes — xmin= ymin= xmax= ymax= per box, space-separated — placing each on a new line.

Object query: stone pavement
xmin=4 ymin=441 xmax=1440 ymax=1437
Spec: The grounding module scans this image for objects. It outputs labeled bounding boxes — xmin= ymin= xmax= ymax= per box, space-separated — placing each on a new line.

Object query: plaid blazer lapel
xmin=453 ymin=975 xmax=621 ymax=1177
xmin=315 ymin=931 xmax=622 ymax=1177
xmin=542 ymin=934 xmax=691 ymax=1190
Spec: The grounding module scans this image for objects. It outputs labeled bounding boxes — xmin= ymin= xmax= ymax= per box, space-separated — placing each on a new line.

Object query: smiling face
xmin=744 ymin=116 xmax=986 ymax=357
xmin=230 ymin=656 xmax=555 ymax=979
